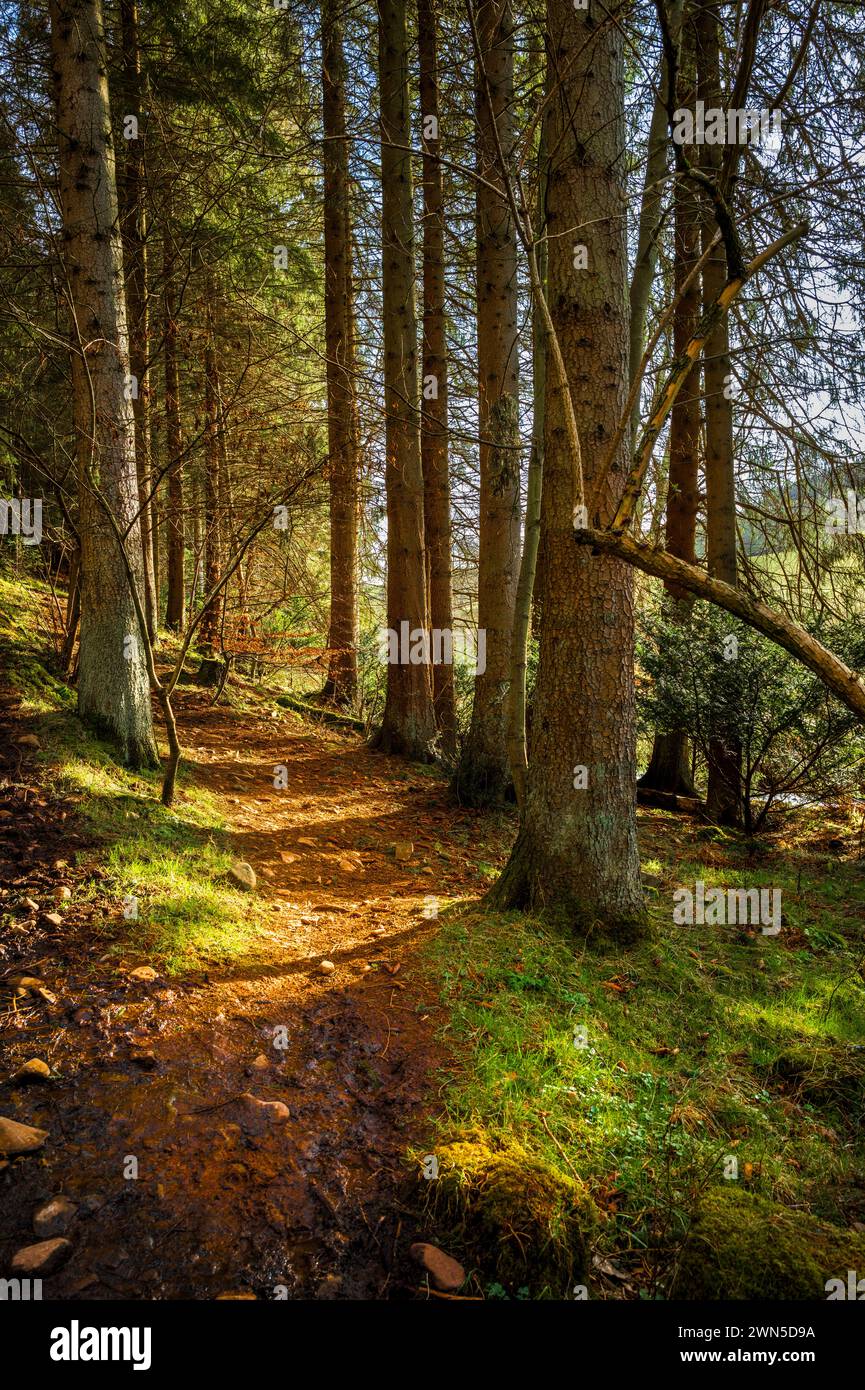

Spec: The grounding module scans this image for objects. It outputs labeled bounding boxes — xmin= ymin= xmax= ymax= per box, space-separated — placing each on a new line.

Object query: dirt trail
xmin=0 ymin=690 xmax=481 ymax=1300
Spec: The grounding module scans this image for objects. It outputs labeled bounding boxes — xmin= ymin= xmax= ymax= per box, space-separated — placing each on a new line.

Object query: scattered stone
xmin=42 ymin=912 xmax=63 ymax=929
xmin=410 ymin=1242 xmax=465 ymax=1292
xmin=21 ymin=897 xmax=39 ymax=912
xmin=372 ymin=927 xmax=387 ymax=938
xmin=391 ymin=841 xmax=414 ymax=862
xmin=12 ymin=1058 xmax=52 ymax=1084
xmin=53 ymin=886 xmax=72 ymax=904
xmin=0 ymin=1116 xmax=48 ymax=1154
xmin=10 ymin=1238 xmax=72 ymax=1277
xmin=128 ymin=965 xmax=158 ymax=983
xmin=33 ymin=1196 xmax=77 ymax=1239
xmin=130 ymin=1050 xmax=157 ymax=1070
xmin=15 ymin=734 xmax=40 ymax=749
xmin=319 ymin=960 xmax=336 ymax=974
xmin=235 ymin=1093 xmax=290 ymax=1136
xmin=297 ymin=837 xmax=317 ymax=848
xmin=229 ymin=861 xmax=257 ymax=891
xmin=250 ymin=1054 xmax=269 ymax=1070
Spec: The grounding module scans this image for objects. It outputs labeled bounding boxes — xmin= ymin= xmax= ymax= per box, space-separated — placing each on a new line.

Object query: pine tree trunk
xmin=50 ymin=0 xmax=158 ymax=768
xmin=697 ymin=1 xmax=742 ymax=825
xmin=507 ymin=124 xmax=547 ymax=812
xmin=373 ymin=0 xmax=437 ymax=759
xmin=419 ymin=0 xmax=456 ymax=754
xmin=199 ymin=285 xmax=222 ymax=651
xmin=119 ymin=0 xmax=157 ymax=643
xmin=455 ymin=0 xmax=521 ymax=805
xmin=489 ymin=1 xmax=645 ymax=936
xmin=321 ymin=0 xmax=360 ymax=707
xmin=640 ymin=10 xmax=699 ymax=798
xmin=163 ymin=191 xmax=185 ymax=631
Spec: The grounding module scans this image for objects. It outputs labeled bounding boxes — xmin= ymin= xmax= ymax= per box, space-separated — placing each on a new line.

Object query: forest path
xmin=1 ymin=688 xmax=486 ymax=1300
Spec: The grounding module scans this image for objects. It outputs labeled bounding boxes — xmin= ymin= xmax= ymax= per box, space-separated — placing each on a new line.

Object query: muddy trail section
xmin=0 ymin=686 xmax=487 ymax=1300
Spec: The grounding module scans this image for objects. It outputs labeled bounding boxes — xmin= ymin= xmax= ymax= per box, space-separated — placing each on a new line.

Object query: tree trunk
xmin=162 ymin=190 xmax=185 ymax=631
xmin=199 ymin=283 xmax=222 ymax=650
xmin=455 ymin=0 xmax=521 ymax=805
xmin=489 ymin=1 xmax=645 ymax=936
xmin=419 ymin=0 xmax=456 ymax=755
xmin=372 ymin=0 xmax=437 ymax=759
xmin=320 ymin=0 xmax=360 ymax=707
xmin=118 ymin=0 xmax=157 ymax=643
xmin=50 ymin=0 xmax=158 ymax=768
xmin=697 ymin=1 xmax=742 ymax=825
xmin=640 ymin=9 xmax=699 ymax=797
xmin=507 ymin=123 xmax=547 ymax=812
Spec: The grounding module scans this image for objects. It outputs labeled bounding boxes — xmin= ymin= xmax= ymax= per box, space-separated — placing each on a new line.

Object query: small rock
xmin=33 ymin=1196 xmax=77 ymax=1239
xmin=391 ymin=841 xmax=414 ymax=862
xmin=410 ymin=1242 xmax=465 ymax=1291
xmin=10 ymin=1238 xmax=72 ymax=1276
xmin=0 ymin=1116 xmax=49 ymax=1155
xmin=229 ymin=861 xmax=257 ymax=891
xmin=42 ymin=912 xmax=63 ymax=929
xmin=21 ymin=897 xmax=39 ymax=912
xmin=250 ymin=1054 xmax=269 ymax=1070
xmin=15 ymin=734 xmax=40 ymax=749
xmin=130 ymin=1050 xmax=157 ymax=1070
xmin=319 ymin=960 xmax=336 ymax=974
xmin=53 ymin=886 xmax=72 ymax=904
xmin=297 ymin=838 xmax=317 ymax=848
xmin=236 ymin=1093 xmax=290 ymax=1136
xmin=12 ymin=1058 xmax=52 ymax=1084
xmin=128 ymin=965 xmax=158 ymax=982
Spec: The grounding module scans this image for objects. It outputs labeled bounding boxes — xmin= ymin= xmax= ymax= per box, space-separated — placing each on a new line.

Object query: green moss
xmin=420 ymin=1135 xmax=597 ymax=1296
xmin=673 ymin=1188 xmax=865 ymax=1300
xmin=765 ymin=1045 xmax=865 ymax=1116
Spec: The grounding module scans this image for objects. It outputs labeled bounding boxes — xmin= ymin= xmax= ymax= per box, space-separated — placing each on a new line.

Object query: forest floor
xmin=3 ymin=576 xmax=865 ymax=1301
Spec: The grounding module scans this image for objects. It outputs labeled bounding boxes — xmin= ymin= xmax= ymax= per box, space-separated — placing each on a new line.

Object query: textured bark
xmin=507 ymin=125 xmax=547 ymax=812
xmin=372 ymin=0 xmax=437 ymax=759
xmin=321 ymin=0 xmax=360 ymax=707
xmin=455 ymin=0 xmax=521 ymax=805
xmin=490 ymin=2 xmax=645 ymax=934
xmin=118 ymin=0 xmax=157 ymax=642
xmin=162 ymin=194 xmax=185 ymax=632
xmin=419 ymin=0 xmax=456 ymax=754
xmin=697 ymin=1 xmax=741 ymax=824
xmin=50 ymin=0 xmax=158 ymax=768
xmin=199 ymin=285 xmax=222 ymax=650
xmin=641 ymin=13 xmax=699 ymax=797
xmin=628 ymin=0 xmax=684 ymax=446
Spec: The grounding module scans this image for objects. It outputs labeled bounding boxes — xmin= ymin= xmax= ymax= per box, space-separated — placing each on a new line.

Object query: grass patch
xmin=424 ymin=817 xmax=865 ymax=1297
xmin=1 ymin=571 xmax=270 ymax=975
